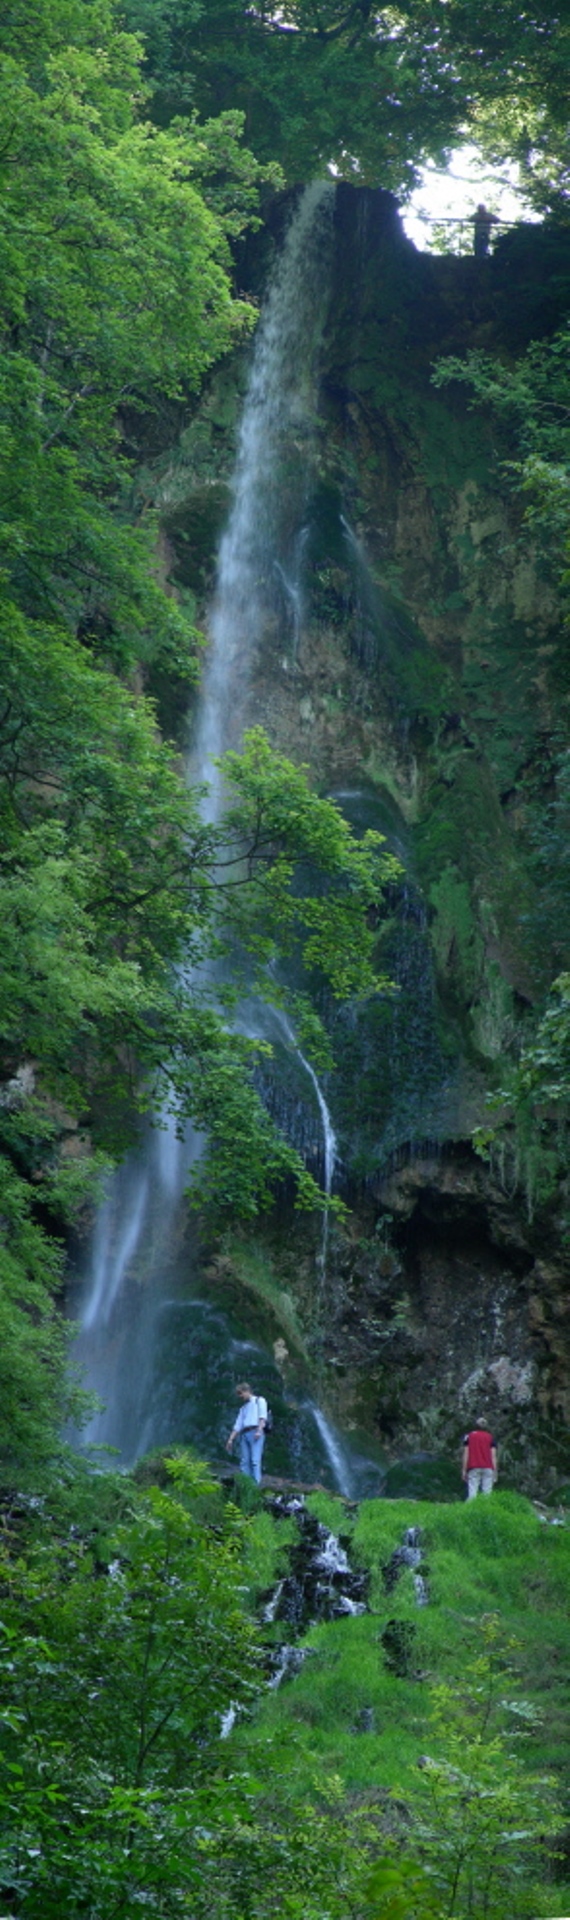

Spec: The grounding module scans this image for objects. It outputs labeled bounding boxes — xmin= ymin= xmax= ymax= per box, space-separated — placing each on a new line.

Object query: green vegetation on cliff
xmin=434 ymin=320 xmax=570 ymax=1204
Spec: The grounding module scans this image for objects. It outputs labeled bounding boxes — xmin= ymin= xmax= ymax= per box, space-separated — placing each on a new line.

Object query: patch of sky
xmin=401 ymin=143 xmax=541 ymax=253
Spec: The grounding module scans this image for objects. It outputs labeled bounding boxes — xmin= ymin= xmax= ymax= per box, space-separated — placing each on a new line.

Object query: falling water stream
xmin=198 ymin=179 xmax=335 ymax=786
xmin=248 ymin=1005 xmax=337 ymax=1271
xmin=70 ymin=183 xmax=375 ymax=1490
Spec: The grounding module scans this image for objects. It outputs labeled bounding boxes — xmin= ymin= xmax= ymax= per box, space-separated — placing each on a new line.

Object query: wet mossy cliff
xmin=147 ymin=187 xmax=570 ymax=1490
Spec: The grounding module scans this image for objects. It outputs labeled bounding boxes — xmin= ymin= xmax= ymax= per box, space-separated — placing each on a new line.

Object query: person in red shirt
xmin=462 ymin=1420 xmax=498 ymax=1499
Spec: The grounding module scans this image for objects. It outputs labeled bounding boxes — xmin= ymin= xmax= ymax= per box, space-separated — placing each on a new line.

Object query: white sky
xmin=401 ymin=144 xmax=540 ymax=250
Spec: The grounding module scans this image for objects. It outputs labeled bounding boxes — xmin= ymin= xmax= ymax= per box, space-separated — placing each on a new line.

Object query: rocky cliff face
xmin=145 ymin=188 xmax=570 ymax=1492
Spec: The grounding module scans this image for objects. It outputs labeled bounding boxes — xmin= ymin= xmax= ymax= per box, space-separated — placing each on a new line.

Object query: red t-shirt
xmin=464 ymin=1428 xmax=495 ymax=1470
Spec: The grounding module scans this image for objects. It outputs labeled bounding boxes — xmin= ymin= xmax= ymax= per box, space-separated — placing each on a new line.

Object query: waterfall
xmin=282 ymin=1020 xmax=337 ymax=1281
xmin=196 ymin=178 xmax=335 ymax=801
xmin=296 ymin=1045 xmax=337 ymax=1213
xmin=72 ymin=183 xmax=339 ymax=1469
xmin=310 ymin=1407 xmax=355 ymax=1499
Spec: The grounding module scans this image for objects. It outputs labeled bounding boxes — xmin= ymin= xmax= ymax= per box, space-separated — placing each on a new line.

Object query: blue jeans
xmin=239 ymin=1427 xmax=265 ymax=1484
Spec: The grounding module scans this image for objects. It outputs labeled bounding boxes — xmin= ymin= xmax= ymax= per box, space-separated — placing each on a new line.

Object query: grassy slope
xmin=239 ymin=1489 xmax=570 ymax=1906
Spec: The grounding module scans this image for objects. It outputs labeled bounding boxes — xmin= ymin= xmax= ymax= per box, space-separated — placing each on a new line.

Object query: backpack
xmin=264 ymin=1406 xmax=274 ymax=1434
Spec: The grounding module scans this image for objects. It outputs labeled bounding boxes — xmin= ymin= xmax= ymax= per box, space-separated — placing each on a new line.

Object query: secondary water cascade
xmin=262 ymin=1498 xmax=369 ymax=1634
xmin=250 ymin=1005 xmax=337 ymax=1275
xmin=71 ymin=183 xmax=362 ymax=1488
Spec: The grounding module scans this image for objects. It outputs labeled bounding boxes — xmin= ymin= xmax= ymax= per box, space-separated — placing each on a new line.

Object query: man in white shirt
xmin=226 ymin=1381 xmax=267 ymax=1485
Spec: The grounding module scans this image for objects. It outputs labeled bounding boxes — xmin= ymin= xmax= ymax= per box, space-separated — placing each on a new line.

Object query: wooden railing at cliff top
xmin=411 ymin=214 xmax=512 ymax=249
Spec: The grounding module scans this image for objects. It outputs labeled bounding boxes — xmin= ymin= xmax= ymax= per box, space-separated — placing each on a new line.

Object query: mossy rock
xmin=163 ymin=483 xmax=231 ymax=591
xmin=429 ymin=864 xmax=483 ymax=1002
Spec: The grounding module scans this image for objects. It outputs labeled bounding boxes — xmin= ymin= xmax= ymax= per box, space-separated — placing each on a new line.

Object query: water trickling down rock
xmin=261 ymin=1501 xmax=368 ymax=1661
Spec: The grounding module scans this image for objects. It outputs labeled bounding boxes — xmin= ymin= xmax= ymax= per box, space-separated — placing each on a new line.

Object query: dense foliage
xmin=0 ymin=0 xmax=274 ymax=670
xmin=0 ymin=1456 xmax=371 ymax=1920
xmin=121 ymin=0 xmax=570 ymax=203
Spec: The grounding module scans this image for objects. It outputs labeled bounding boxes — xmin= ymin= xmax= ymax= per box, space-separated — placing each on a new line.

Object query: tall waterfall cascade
xmin=70 ymin=183 xmax=360 ymax=1486
xmin=199 ymin=178 xmax=335 ymax=792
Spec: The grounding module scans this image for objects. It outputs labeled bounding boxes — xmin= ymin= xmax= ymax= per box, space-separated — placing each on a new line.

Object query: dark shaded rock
xmin=382 ymin=1525 xmax=423 ymax=1592
xmin=381 ymin=1618 xmax=418 ymax=1678
xmin=382 ymin=1455 xmax=460 ymax=1503
xmin=352 ymin=1706 xmax=376 ymax=1733
xmin=261 ymin=1506 xmax=369 ymax=1633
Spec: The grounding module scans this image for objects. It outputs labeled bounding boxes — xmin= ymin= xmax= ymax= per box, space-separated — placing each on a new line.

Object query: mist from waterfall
xmin=71 ymin=183 xmax=343 ymax=1474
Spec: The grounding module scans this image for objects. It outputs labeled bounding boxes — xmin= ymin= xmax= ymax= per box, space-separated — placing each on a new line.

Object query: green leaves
xmin=432 ymin=328 xmax=570 ymax=599
xmin=0 ymin=1455 xmax=264 ymax=1917
xmin=121 ymin=0 xmax=570 ymax=205
xmin=364 ymin=1855 xmax=443 ymax=1920
xmin=409 ymin=1654 xmax=561 ymax=1920
xmin=0 ymin=0 xmax=268 ymax=668
xmin=218 ymin=728 xmax=399 ymax=1002
xmin=0 ymin=1154 xmax=78 ymax=1481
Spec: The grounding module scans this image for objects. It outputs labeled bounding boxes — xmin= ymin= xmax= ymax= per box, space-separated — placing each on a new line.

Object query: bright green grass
xmin=235 ymin=1491 xmax=570 ymax=1810
xmin=243 ymin=1507 xmax=295 ymax=1597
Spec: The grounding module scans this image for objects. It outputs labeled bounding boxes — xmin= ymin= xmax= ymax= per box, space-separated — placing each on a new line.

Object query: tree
xmin=0 ymin=1455 xmax=262 ymax=1916
xmin=0 ymin=1153 xmax=83 ymax=1483
xmin=121 ymin=0 xmax=570 ymax=205
xmin=0 ymin=0 xmax=279 ymax=678
xmin=438 ymin=0 xmax=570 ymax=219
xmin=120 ymin=0 xmax=472 ymax=190
xmin=362 ymin=1623 xmax=562 ymax=1920
xmin=0 ymin=1453 xmax=375 ymax=1920
xmin=409 ymin=1650 xmax=561 ymax=1920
